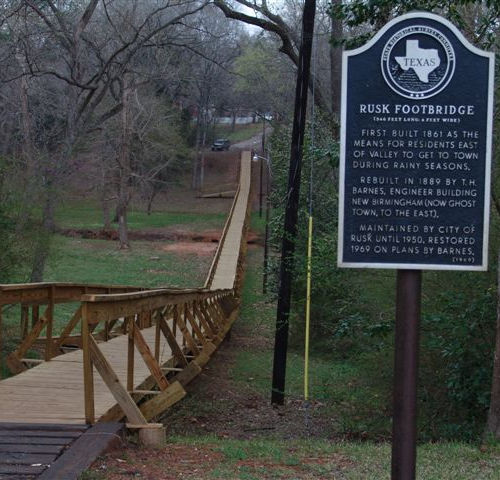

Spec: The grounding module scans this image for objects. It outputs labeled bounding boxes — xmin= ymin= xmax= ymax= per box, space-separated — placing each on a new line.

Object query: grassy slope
xmin=220 ymin=226 xmax=500 ymax=479
xmin=44 ymin=235 xmax=209 ymax=288
xmin=82 ymin=215 xmax=499 ymax=480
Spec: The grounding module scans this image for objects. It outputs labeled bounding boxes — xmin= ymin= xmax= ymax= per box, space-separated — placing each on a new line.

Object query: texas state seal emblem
xmin=381 ymin=25 xmax=455 ymax=99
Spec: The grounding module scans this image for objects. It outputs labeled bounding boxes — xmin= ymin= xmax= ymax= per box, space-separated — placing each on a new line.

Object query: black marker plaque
xmin=338 ymin=12 xmax=494 ymax=270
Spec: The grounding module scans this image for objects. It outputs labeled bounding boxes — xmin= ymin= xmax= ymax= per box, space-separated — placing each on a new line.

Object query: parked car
xmin=211 ymin=138 xmax=230 ymax=151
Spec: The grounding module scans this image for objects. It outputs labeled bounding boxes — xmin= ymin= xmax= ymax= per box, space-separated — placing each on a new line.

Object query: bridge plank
xmin=0 ymin=444 xmax=64 ymax=454
xmin=0 ymin=436 xmax=72 ymax=445
xmin=0 ymin=452 xmax=58 ymax=465
xmin=0 ymin=464 xmax=46 ymax=475
xmin=37 ymin=422 xmax=124 ymax=480
xmin=0 ymin=430 xmax=82 ymax=438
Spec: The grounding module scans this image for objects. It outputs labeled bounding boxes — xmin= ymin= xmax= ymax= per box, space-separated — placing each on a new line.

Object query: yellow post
xmin=304 ymin=215 xmax=313 ymax=400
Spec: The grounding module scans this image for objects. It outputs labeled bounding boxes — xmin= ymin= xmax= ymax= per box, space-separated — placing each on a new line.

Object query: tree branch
xmin=213 ymin=0 xmax=299 ymax=65
xmin=213 ymin=0 xmax=332 ymax=113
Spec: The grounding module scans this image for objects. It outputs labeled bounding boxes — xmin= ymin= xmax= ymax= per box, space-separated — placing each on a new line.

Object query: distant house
xmin=215 ymin=116 xmax=254 ymax=125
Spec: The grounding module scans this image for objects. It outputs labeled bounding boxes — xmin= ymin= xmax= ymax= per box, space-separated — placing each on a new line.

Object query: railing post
xmin=45 ymin=285 xmax=54 ymax=361
xmin=172 ymin=306 xmax=177 ymax=338
xmin=154 ymin=310 xmax=160 ymax=362
xmin=127 ymin=316 xmax=135 ymax=392
xmin=20 ymin=305 xmax=29 ymax=340
xmin=82 ymin=302 xmax=95 ymax=424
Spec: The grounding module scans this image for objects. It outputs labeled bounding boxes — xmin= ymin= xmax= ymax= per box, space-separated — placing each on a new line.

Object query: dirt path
xmin=231 ymin=133 xmax=264 ymax=151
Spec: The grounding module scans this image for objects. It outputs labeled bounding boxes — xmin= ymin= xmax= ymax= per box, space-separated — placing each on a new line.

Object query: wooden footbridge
xmin=0 ymin=152 xmax=252 ymax=478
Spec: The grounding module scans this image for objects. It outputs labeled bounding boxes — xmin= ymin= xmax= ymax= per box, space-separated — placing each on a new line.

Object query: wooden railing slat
xmin=174 ymin=305 xmax=199 ymax=356
xmin=127 ymin=317 xmax=135 ymax=392
xmin=88 ymin=336 xmax=147 ymax=425
xmin=157 ymin=313 xmax=188 ymax=367
xmin=184 ymin=303 xmax=207 ymax=346
xmin=54 ymin=306 xmax=82 ymax=352
xmin=132 ymin=326 xmax=169 ymax=391
xmin=7 ymin=307 xmax=50 ymax=374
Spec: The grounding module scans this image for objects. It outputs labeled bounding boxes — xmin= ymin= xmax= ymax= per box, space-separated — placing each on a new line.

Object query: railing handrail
xmin=204 ymin=182 xmax=242 ymax=289
xmin=204 ymin=152 xmax=251 ymax=290
xmin=0 ymin=283 xmax=149 ymax=307
xmin=0 ymin=282 xmax=147 ymax=291
xmin=82 ymin=287 xmax=231 ymax=304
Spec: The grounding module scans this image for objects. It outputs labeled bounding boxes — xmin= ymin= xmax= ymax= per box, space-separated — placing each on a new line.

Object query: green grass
xmin=232 ymin=348 xmax=392 ymax=439
xmin=250 ymin=211 xmax=267 ymax=236
xmin=44 ymin=235 xmax=209 ymax=288
xmin=233 ymin=248 xmax=392 ymax=439
xmin=55 ymin=200 xmax=226 ymax=231
xmin=164 ymin=436 xmax=500 ymax=479
xmin=227 ymin=249 xmax=500 ymax=476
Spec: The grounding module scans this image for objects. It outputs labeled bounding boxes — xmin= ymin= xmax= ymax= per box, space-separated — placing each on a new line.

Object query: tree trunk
xmin=101 ymin=193 xmax=112 ymax=230
xmin=117 ymin=76 xmax=132 ymax=249
xmin=30 ymin=188 xmax=56 ymax=282
xmin=485 ymin=248 xmax=500 ymax=439
xmin=147 ymin=190 xmax=157 ymax=215
xmin=330 ymin=2 xmax=342 ymax=138
xmin=16 ymin=54 xmax=37 ymax=232
xmin=116 ymin=200 xmax=129 ymax=249
xmin=192 ymin=111 xmax=203 ymax=189
xmin=199 ymin=127 xmax=207 ymax=191
xmin=262 ymin=118 xmax=266 ymax=152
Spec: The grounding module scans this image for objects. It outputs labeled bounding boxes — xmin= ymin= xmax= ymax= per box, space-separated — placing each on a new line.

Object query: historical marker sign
xmin=338 ymin=12 xmax=495 ymax=270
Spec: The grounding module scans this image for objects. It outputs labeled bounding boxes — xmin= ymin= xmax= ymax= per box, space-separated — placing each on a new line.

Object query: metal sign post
xmin=392 ymin=270 xmax=421 ymax=479
xmin=338 ymin=12 xmax=494 ymax=479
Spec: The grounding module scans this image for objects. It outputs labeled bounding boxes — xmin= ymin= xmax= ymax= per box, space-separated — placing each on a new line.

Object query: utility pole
xmin=271 ymin=0 xmax=316 ymax=405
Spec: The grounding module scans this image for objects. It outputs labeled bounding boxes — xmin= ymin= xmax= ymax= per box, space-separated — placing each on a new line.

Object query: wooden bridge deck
xmin=0 ymin=152 xmax=252 ymax=428
xmin=210 ymin=152 xmax=251 ymax=290
xmin=0 ymin=327 xmax=174 ymax=424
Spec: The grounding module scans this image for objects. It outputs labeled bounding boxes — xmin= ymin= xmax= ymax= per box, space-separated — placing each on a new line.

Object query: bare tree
xmin=0 ymin=0 xmax=210 ymax=271
xmin=214 ymin=0 xmax=337 ymax=115
xmin=175 ymin=4 xmax=243 ymax=188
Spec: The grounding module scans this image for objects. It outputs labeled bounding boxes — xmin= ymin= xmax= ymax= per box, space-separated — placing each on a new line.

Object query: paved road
xmin=231 ymin=132 xmax=266 ymax=152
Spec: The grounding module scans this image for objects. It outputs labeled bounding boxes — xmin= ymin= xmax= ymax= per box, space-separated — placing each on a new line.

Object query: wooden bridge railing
xmin=77 ymin=152 xmax=251 ymax=425
xmin=80 ymin=287 xmax=240 ymax=425
xmin=0 ymin=283 xmax=148 ymax=376
xmin=0 ymin=152 xmax=252 ymax=426
xmin=204 ymin=179 xmax=242 ymax=289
